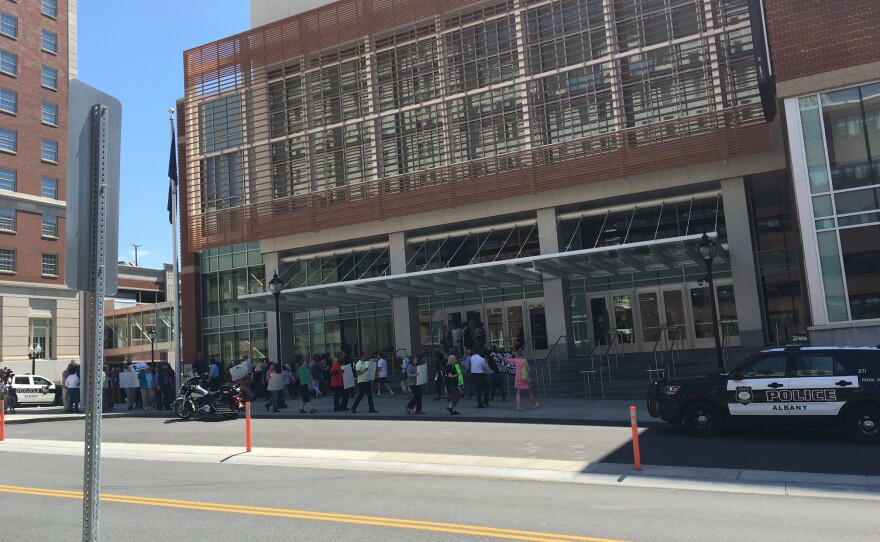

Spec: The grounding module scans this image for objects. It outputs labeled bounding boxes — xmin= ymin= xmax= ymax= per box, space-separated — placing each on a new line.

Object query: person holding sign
xmin=405 ymin=355 xmax=424 ymax=414
xmin=330 ymin=354 xmax=347 ymax=412
xmin=350 ymin=353 xmax=378 ymax=414
xmin=512 ymin=352 xmax=538 ymax=411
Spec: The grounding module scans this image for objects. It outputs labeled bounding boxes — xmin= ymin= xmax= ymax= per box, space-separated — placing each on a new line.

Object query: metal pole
xmin=274 ymin=292 xmax=281 ymax=365
xmin=151 ymin=339 xmax=155 ymax=365
xmin=706 ymin=260 xmax=724 ymax=372
xmin=30 ymin=349 xmax=34 ymax=376
xmin=170 ymin=111 xmax=183 ymax=391
xmin=82 ymin=104 xmax=109 ymax=542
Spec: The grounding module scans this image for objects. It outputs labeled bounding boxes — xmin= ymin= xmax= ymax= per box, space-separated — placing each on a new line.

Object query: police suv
xmin=10 ymin=374 xmax=61 ymax=407
xmin=647 ymin=347 xmax=880 ymax=443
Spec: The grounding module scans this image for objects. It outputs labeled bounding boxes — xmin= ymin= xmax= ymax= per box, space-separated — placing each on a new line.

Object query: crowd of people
xmin=193 ymin=345 xmax=539 ymax=416
xmin=69 ymin=362 xmax=178 ymax=413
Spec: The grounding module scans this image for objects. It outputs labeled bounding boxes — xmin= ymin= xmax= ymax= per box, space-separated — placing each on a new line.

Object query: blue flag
xmin=167 ymin=128 xmax=178 ymax=224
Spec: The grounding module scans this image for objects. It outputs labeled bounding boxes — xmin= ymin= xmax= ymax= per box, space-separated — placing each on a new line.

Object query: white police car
xmin=647 ymin=346 xmax=880 ymax=443
xmin=11 ymin=374 xmax=60 ymax=406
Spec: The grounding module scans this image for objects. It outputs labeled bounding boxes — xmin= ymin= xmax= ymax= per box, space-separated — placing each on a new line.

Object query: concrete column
xmin=721 ymin=177 xmax=764 ymax=348
xmin=536 ymin=207 xmax=574 ymax=359
xmin=389 ymin=232 xmax=421 ymax=357
xmin=263 ymin=252 xmax=294 ymax=365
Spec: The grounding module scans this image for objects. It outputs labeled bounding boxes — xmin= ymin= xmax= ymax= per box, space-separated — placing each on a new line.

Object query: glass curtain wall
xmin=200 ymin=243 xmax=268 ymax=370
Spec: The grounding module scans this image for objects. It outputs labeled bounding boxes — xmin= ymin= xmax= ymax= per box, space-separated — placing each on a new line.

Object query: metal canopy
xmin=233 ymin=233 xmax=726 ymax=310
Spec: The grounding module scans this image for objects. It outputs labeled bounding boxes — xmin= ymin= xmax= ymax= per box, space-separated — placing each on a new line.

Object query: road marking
xmin=0 ymin=484 xmax=628 ymax=542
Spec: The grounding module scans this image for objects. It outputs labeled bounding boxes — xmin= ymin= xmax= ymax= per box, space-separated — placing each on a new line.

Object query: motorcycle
xmin=173 ymin=373 xmax=243 ymax=420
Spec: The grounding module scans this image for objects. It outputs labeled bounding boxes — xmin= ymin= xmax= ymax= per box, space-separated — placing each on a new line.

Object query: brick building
xmin=0 ymin=0 xmax=79 ymax=376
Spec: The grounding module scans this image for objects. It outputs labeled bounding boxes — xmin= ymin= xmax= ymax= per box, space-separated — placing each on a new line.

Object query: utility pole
xmin=130 ymin=243 xmax=142 ymax=266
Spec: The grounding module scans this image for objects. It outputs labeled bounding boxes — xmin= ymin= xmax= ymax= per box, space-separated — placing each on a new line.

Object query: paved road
xmin=7 ymin=415 xmax=880 ymax=476
xmin=2 ymin=449 xmax=874 ymax=542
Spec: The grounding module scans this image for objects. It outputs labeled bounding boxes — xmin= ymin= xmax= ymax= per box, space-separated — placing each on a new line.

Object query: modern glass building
xmin=179 ymin=0 xmax=807 ymax=375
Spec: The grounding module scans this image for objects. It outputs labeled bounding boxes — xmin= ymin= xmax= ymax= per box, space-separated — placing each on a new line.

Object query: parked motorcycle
xmin=173 ymin=374 xmax=243 ymax=420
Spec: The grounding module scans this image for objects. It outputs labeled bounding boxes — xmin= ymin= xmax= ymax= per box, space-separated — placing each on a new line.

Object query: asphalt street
xmin=6 ymin=415 xmax=880 ymax=476
xmin=2 ymin=449 xmax=876 ymax=542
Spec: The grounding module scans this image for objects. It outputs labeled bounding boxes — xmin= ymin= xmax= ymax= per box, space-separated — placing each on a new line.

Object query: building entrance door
xmin=589 ymin=293 xmax=638 ymax=353
xmin=636 ymin=287 xmax=688 ymax=350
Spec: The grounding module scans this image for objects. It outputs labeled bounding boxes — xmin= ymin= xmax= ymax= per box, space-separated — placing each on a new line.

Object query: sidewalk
xmin=3 ymin=396 xmax=654 ymax=426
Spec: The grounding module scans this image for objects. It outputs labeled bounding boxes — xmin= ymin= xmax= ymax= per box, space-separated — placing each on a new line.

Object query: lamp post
xmin=268 ymin=272 xmax=284 ymax=366
xmin=148 ymin=327 xmax=157 ymax=365
xmin=27 ymin=343 xmax=43 ymax=375
xmin=699 ymin=233 xmax=724 ymax=372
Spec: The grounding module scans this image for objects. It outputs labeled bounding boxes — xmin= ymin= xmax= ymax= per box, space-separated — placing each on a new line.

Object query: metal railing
xmin=533 ymin=335 xmax=568 ymax=398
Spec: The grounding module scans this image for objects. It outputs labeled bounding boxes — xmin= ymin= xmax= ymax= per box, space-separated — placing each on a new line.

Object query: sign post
xmin=66 ymin=80 xmax=121 ymax=542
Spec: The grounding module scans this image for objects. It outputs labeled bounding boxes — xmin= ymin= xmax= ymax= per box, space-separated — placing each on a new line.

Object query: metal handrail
xmin=603 ymin=331 xmax=623 ymax=375
xmin=532 ymin=335 xmax=568 ymax=398
xmin=664 ymin=326 xmax=683 ymax=378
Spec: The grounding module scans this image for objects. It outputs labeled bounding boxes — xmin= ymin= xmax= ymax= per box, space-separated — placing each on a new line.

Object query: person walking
xmin=102 ymin=366 xmax=113 ymax=412
xmin=330 ymin=354 xmax=346 ymax=411
xmin=61 ymin=362 xmax=73 ymax=412
xmin=375 ymin=352 xmax=393 ymax=397
xmin=124 ymin=364 xmax=138 ymax=411
xmin=512 ymin=353 xmax=538 ymax=411
xmin=265 ymin=363 xmax=284 ymax=412
xmin=451 ymin=323 xmax=463 ymax=358
xmin=138 ymin=366 xmax=155 ymax=411
xmin=351 ymin=352 xmax=378 ymax=414
xmin=297 ymin=357 xmax=318 ymax=414
xmin=460 ymin=350 xmax=473 ymax=399
xmin=446 ymin=355 xmax=462 ymax=416
xmin=65 ymin=367 xmax=81 ymax=413
xmin=399 ymin=353 xmax=411 ymax=398
xmin=405 ymin=355 xmax=424 ymax=414
xmin=469 ymin=349 xmax=493 ymax=408
xmin=488 ymin=354 xmax=506 ymax=403
xmin=191 ymin=352 xmax=207 ymax=376
xmin=310 ymin=356 xmax=324 ymax=398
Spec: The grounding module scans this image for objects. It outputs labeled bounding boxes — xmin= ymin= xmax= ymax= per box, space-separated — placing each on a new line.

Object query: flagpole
xmin=170 ymin=109 xmax=183 ymax=391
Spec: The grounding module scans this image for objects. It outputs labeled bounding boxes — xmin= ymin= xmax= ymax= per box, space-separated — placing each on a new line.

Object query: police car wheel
xmin=682 ymin=402 xmax=722 ymax=438
xmin=846 ymin=405 xmax=880 ymax=444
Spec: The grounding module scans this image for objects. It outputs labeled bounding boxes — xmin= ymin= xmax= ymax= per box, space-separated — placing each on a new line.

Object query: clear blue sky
xmin=77 ymin=1 xmax=250 ymax=269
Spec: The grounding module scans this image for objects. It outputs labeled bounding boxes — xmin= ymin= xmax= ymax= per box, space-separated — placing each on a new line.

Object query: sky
xmin=77 ymin=1 xmax=250 ymax=269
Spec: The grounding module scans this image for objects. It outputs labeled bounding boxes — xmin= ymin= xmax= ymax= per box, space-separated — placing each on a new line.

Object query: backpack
xmin=521 ymin=361 xmax=531 ymax=383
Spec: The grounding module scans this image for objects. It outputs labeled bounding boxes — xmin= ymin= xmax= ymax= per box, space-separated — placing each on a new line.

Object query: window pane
xmin=41 ymin=65 xmax=57 ymax=90
xmin=41 ymin=214 xmax=57 ymax=237
xmin=41 ymin=139 xmax=58 ymax=161
xmin=840 ymin=224 xmax=880 ymax=320
xmin=0 ymin=13 xmax=17 ymax=39
xmin=41 ymin=29 xmax=57 ymax=54
xmin=41 ymin=0 xmax=58 ymax=18
xmin=821 ymin=85 xmax=880 ymax=190
xmin=41 ymin=102 xmax=57 ymax=125
xmin=794 ymin=354 xmax=842 ymax=377
xmin=736 ymin=354 xmax=788 ymax=378
xmin=0 ymin=206 xmax=14 ymax=231
xmin=0 ymin=50 xmax=16 ymax=76
xmin=817 ymin=230 xmax=849 ymax=321
xmin=0 ymin=88 xmax=15 ymax=114
xmin=0 ymin=248 xmax=15 ymax=271
xmin=41 ymin=253 xmax=58 ymax=275
xmin=0 ymin=167 xmax=14 ymax=191
xmin=41 ymin=177 xmax=57 ymax=199
xmin=0 ymin=126 xmax=15 ymax=152
xmin=798 ymin=95 xmax=830 ymax=193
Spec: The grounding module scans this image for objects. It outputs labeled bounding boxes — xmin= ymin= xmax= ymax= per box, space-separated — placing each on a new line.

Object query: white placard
xmin=130 ymin=361 xmax=148 ymax=372
xmin=229 ymin=362 xmax=248 ymax=382
xmin=342 ymin=364 xmax=356 ymax=390
xmin=367 ymin=360 xmax=377 ymax=381
xmin=416 ymin=364 xmax=428 ymax=386
xmin=119 ymin=372 xmax=139 ymax=388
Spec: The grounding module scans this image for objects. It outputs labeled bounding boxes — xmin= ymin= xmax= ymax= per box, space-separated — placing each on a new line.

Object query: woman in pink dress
xmin=511 ymin=352 xmax=538 ymax=411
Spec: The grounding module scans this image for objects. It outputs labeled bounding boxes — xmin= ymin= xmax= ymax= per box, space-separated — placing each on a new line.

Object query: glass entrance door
xmin=589 ymin=294 xmax=638 ymax=353
xmin=638 ymin=287 xmax=689 ymax=350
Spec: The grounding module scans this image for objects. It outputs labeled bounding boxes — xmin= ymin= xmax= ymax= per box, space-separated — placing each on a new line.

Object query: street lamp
xmin=148 ymin=327 xmax=158 ymax=365
xmin=699 ymin=233 xmax=724 ymax=372
xmin=268 ymin=272 xmax=284 ymax=367
xmin=27 ymin=343 xmax=43 ymax=375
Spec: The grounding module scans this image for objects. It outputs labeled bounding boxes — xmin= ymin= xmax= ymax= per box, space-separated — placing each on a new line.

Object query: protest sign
xmin=342 ymin=364 xmax=356 ymax=389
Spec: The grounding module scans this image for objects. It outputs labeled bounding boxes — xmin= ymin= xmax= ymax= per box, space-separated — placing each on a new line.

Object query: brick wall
xmin=765 ymin=0 xmax=880 ymax=83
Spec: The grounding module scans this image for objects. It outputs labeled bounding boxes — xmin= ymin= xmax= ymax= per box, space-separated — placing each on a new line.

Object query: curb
xmin=3 ymin=439 xmax=880 ymax=501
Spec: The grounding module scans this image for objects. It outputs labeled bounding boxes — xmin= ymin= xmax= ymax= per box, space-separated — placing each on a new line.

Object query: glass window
xmin=41 ymin=101 xmax=57 ymax=125
xmin=41 ymin=65 xmax=57 ymax=90
xmin=0 ymin=87 xmax=14 ymax=114
xmin=0 ymin=13 xmax=17 ymax=39
xmin=0 ymin=206 xmax=14 ymax=231
xmin=798 ymin=95 xmax=830 ymax=193
xmin=444 ymin=15 xmax=519 ymax=93
xmin=0 ymin=126 xmax=15 ymax=152
xmin=41 ymin=177 xmax=57 ymax=199
xmin=380 ymin=104 xmax=445 ymax=176
xmin=267 ymin=75 xmax=304 ymax=137
xmin=271 ymin=136 xmax=309 ymax=198
xmin=41 ymin=139 xmax=58 ymax=162
xmin=201 ymin=151 xmax=245 ymax=210
xmin=794 ymin=353 xmax=844 ymax=377
xmin=0 ymin=167 xmax=14 ymax=191
xmin=817 ymin=230 xmax=849 ymax=321
xmin=198 ymin=94 xmax=242 ymax=154
xmin=41 ymin=0 xmax=57 ymax=18
xmin=41 ymin=214 xmax=57 ymax=237
xmin=375 ymin=37 xmax=440 ymax=111
xmin=735 ymin=353 xmax=789 ymax=378
xmin=821 ymin=83 xmax=880 ymax=191
xmin=0 ymin=248 xmax=15 ymax=271
xmin=41 ymin=29 xmax=57 ymax=54
xmin=522 ymin=0 xmax=607 ymax=74
xmin=30 ymin=318 xmax=52 ymax=359
xmin=309 ymin=57 xmax=368 ymax=126
xmin=33 ymin=376 xmax=51 ymax=386
xmin=0 ymin=50 xmax=16 ymax=76
xmin=840 ymin=224 xmax=880 ymax=320
xmin=41 ymin=253 xmax=57 ymax=275
xmin=313 ymin=123 xmax=373 ymax=191
xmin=449 ymin=86 xmax=524 ymax=163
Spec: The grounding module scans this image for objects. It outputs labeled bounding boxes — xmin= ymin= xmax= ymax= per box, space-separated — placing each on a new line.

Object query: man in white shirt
xmin=468 ymin=349 xmax=493 ymax=408
xmin=400 ymin=354 xmax=411 ymax=398
xmin=461 ymin=350 xmax=473 ymax=399
xmin=375 ymin=353 xmax=393 ymax=397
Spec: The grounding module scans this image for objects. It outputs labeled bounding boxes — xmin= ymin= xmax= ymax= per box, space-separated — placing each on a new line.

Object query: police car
xmin=10 ymin=374 xmax=61 ymax=407
xmin=647 ymin=347 xmax=880 ymax=443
